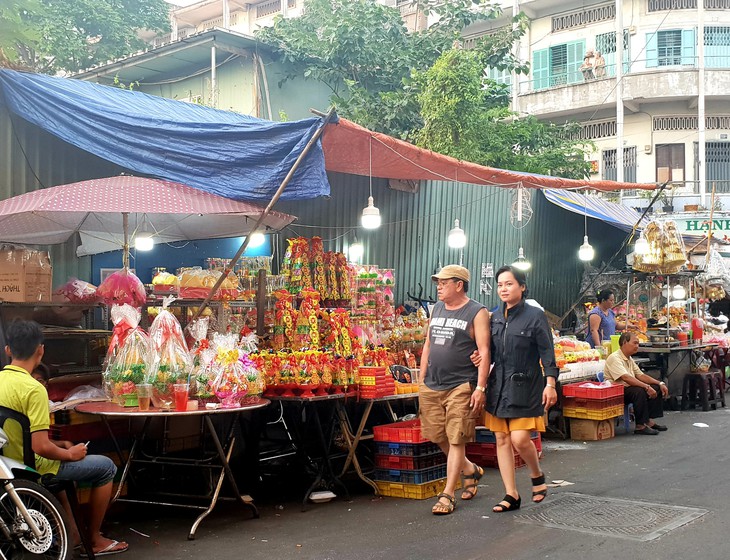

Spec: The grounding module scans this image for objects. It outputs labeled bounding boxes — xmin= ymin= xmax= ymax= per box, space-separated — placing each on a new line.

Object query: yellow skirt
xmin=483 ymin=411 xmax=545 ymax=434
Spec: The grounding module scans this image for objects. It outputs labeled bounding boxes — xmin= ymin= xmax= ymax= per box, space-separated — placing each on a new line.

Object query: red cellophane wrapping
xmin=97 ymin=268 xmax=146 ymax=307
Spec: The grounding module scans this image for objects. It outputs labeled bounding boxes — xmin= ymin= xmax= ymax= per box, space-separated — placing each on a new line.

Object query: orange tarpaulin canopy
xmin=322 ymin=117 xmax=654 ymax=192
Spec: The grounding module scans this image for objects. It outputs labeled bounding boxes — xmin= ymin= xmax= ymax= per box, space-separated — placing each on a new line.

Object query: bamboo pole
xmin=190 ymin=107 xmax=337 ymax=322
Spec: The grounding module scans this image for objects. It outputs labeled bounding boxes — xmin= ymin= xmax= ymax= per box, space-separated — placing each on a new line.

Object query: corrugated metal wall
xmin=275 ymin=172 xmax=522 ymax=310
xmin=275 ymin=175 xmax=628 ymax=317
xmin=0 ymin=110 xmax=126 ymax=286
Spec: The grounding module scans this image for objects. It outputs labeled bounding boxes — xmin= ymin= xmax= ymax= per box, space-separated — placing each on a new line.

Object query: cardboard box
xmin=569 ymin=418 xmax=615 ymax=441
xmin=0 ymin=247 xmax=52 ymax=302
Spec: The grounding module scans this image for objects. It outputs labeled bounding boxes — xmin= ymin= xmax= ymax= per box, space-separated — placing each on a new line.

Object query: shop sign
xmin=668 ymin=214 xmax=730 ymax=242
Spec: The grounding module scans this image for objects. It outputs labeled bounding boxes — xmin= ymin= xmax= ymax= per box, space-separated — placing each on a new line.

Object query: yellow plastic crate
xmin=563 ymin=404 xmax=623 ymax=420
xmin=376 ymin=478 xmax=444 ymax=499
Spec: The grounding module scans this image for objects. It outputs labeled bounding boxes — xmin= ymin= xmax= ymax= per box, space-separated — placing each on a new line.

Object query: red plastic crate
xmin=562 ymin=382 xmax=624 ymax=400
xmin=373 ymin=419 xmax=429 ymax=443
xmin=562 ymin=395 xmax=623 ymax=410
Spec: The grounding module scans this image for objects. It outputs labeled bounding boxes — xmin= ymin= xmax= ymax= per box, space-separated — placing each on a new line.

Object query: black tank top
xmin=425 ymin=299 xmax=483 ymax=390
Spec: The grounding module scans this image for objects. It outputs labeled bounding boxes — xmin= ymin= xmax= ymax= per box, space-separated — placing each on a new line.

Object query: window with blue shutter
xmin=532 ymin=49 xmax=549 ymax=90
xmin=705 ymin=26 xmax=730 ymax=68
xmin=648 ymin=29 xmax=697 ymax=67
xmin=681 ymin=29 xmax=696 ymax=65
xmin=596 ymin=31 xmax=631 ymax=76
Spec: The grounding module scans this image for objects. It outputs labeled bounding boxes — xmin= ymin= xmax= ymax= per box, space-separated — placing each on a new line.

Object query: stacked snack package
xmin=104 ymin=304 xmax=142 ymax=369
xmin=272 ymin=289 xmax=297 ymax=350
xmin=310 ymin=237 xmax=327 ymax=296
xmin=283 ymin=238 xmax=308 ymax=294
xmin=146 ymin=297 xmax=192 ymax=409
xmin=297 ymin=289 xmax=321 ymax=350
xmin=335 ymin=253 xmax=353 ymax=303
xmin=178 ymin=267 xmax=239 ymax=300
xmin=97 ymin=268 xmax=146 ymax=307
xmin=324 ymin=252 xmax=338 ymax=301
xmin=210 ymin=333 xmax=249 ymax=407
xmin=103 ymin=318 xmax=150 ymax=407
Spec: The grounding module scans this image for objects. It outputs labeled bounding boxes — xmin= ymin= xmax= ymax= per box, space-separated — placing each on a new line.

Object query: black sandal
xmin=531 ymin=473 xmax=548 ymax=503
xmin=493 ymin=494 xmax=521 ymax=513
xmin=460 ymin=461 xmax=484 ymax=500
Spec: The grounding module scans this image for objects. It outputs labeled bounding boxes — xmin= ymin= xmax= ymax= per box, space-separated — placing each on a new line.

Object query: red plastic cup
xmin=174 ymin=383 xmax=189 ymax=412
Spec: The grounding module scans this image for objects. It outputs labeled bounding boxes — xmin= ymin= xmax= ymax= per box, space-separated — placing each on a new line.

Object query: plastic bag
xmin=210 ymin=333 xmax=249 ymax=407
xmin=105 ymin=304 xmax=142 ymax=368
xmin=56 ymin=278 xmax=98 ymax=304
xmin=103 ymin=327 xmax=150 ymax=407
xmin=97 ymin=268 xmax=146 ymax=307
xmin=146 ymin=297 xmax=192 ymax=409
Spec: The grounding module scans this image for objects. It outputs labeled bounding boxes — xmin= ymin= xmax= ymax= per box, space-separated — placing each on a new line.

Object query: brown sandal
xmin=460 ymin=461 xmax=484 ymax=500
xmin=431 ymin=492 xmax=456 ymax=515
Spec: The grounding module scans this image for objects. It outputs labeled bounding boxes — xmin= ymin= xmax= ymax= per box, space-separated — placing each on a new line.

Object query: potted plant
xmin=658 ymin=185 xmax=675 ymax=212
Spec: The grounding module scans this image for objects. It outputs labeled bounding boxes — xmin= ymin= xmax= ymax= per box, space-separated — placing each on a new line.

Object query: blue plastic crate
xmin=374 ymin=441 xmax=441 ymax=457
xmin=374 ymin=464 xmax=447 ymax=484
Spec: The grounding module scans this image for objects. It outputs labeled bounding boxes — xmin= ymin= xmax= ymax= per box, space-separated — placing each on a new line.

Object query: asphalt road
xmin=102 ymin=406 xmax=730 ymax=560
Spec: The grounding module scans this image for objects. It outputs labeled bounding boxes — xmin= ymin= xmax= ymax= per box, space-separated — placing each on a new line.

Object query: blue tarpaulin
xmin=543 ymin=188 xmax=649 ymax=231
xmin=0 ymin=69 xmax=330 ymax=202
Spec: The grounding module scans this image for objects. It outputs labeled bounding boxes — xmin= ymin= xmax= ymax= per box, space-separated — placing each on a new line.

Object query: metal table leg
xmin=337 ymin=400 xmax=379 ymax=495
xmin=301 ymin=400 xmax=350 ymax=511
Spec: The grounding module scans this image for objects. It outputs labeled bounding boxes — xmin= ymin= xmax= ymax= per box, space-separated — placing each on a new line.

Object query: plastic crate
xmin=466 ymin=446 xmax=525 ymax=469
xmin=376 ymin=478 xmax=448 ymax=500
xmin=562 ymin=395 xmax=623 ymax=411
xmin=374 ymin=464 xmax=447 ymax=484
xmin=375 ymin=441 xmax=441 ymax=457
xmin=374 ymin=452 xmax=445 ymax=470
xmin=474 ymin=429 xmax=539 ymax=443
xmin=563 ymin=403 xmax=624 ymax=420
xmin=373 ymin=419 xmax=429 ymax=443
xmin=562 ymin=382 xmax=624 ymax=400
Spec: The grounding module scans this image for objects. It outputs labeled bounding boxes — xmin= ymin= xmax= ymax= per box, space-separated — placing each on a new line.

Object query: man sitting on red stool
xmin=603 ymin=332 xmax=669 ymax=435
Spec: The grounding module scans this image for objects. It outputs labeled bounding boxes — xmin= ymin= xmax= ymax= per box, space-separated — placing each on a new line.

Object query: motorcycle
xmin=0 ymin=427 xmax=70 ymax=560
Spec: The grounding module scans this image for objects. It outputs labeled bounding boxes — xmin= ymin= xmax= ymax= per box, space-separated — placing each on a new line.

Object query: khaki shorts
xmin=419 ymin=381 xmax=481 ymax=445
xmin=483 ymin=411 xmax=546 ymax=434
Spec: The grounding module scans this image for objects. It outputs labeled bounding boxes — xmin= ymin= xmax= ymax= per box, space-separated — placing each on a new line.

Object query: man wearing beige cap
xmin=419 ymin=265 xmax=490 ymax=515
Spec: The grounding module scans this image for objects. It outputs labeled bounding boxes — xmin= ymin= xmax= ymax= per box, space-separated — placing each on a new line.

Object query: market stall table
xmin=336 ymin=393 xmax=419 ymax=496
xmin=75 ymin=399 xmax=269 ymax=539
xmin=267 ymin=393 xmax=351 ymax=510
xmin=635 ymin=343 xmax=719 ymax=407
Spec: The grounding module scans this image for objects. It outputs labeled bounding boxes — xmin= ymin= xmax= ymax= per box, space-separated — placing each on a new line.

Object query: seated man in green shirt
xmin=0 ymin=320 xmax=128 ymax=556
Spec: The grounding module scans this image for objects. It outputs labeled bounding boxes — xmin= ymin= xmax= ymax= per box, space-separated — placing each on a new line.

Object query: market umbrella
xmin=0 ymin=176 xmax=297 ymax=257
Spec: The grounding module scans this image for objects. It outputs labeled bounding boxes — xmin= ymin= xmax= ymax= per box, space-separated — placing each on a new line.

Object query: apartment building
xmin=456 ymin=0 xmax=730 ymax=209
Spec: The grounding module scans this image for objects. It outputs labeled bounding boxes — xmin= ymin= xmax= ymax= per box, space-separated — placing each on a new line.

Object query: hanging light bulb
xmin=672 ymin=284 xmax=686 ymax=300
xmin=247 ymin=232 xmax=266 ymax=248
xmin=348 ymin=239 xmax=364 ymax=262
xmin=578 ymin=235 xmax=595 ymax=262
xmin=134 ymin=233 xmax=154 ymax=251
xmin=134 ymin=215 xmax=154 ymax=251
xmin=634 ymin=233 xmax=649 ymax=255
xmin=448 ymin=219 xmax=466 ymax=249
xmin=361 ymin=196 xmax=381 ymax=229
xmin=578 ymin=194 xmax=594 ymax=261
xmin=512 ymin=247 xmax=531 ymax=271
xmin=361 ymin=136 xmax=381 ymax=229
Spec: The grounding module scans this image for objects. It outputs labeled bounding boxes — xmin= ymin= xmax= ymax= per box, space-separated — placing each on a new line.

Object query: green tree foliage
xmin=2 ymin=0 xmax=170 ymax=74
xmin=258 ymin=0 xmax=593 ymax=178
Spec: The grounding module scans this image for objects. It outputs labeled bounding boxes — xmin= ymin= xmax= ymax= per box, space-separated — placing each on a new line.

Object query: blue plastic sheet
xmin=0 ymin=69 xmax=330 ymax=202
